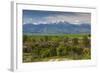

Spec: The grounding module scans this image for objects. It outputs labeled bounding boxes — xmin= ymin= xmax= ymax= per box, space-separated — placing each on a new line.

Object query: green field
xmin=23 ymin=34 xmax=91 ymax=63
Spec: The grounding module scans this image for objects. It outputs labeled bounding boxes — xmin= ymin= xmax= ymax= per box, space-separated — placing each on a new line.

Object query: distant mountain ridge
xmin=23 ymin=22 xmax=91 ymax=35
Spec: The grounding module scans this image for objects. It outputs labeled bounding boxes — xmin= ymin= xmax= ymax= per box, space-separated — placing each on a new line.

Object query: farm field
xmin=23 ymin=34 xmax=91 ymax=62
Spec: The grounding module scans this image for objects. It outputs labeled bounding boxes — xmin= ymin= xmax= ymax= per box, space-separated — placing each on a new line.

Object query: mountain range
xmin=23 ymin=22 xmax=91 ymax=35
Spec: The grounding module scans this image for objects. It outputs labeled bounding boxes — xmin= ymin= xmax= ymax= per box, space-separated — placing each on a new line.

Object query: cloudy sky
xmin=23 ymin=10 xmax=91 ymax=25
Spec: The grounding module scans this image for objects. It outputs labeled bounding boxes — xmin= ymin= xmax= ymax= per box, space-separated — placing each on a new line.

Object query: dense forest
xmin=23 ymin=34 xmax=91 ymax=62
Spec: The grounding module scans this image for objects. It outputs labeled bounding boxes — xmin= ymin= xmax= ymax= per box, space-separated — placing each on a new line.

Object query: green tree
xmin=23 ymin=35 xmax=28 ymax=43
xmin=82 ymin=36 xmax=90 ymax=48
xmin=57 ymin=45 xmax=67 ymax=56
xmin=72 ymin=38 xmax=79 ymax=46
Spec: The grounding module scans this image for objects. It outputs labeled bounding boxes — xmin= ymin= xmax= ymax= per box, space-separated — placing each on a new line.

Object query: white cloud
xmin=23 ymin=13 xmax=91 ymax=25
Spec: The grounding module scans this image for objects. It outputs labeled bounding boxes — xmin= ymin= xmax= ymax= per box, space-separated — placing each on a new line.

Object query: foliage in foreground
xmin=23 ymin=34 xmax=91 ymax=62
